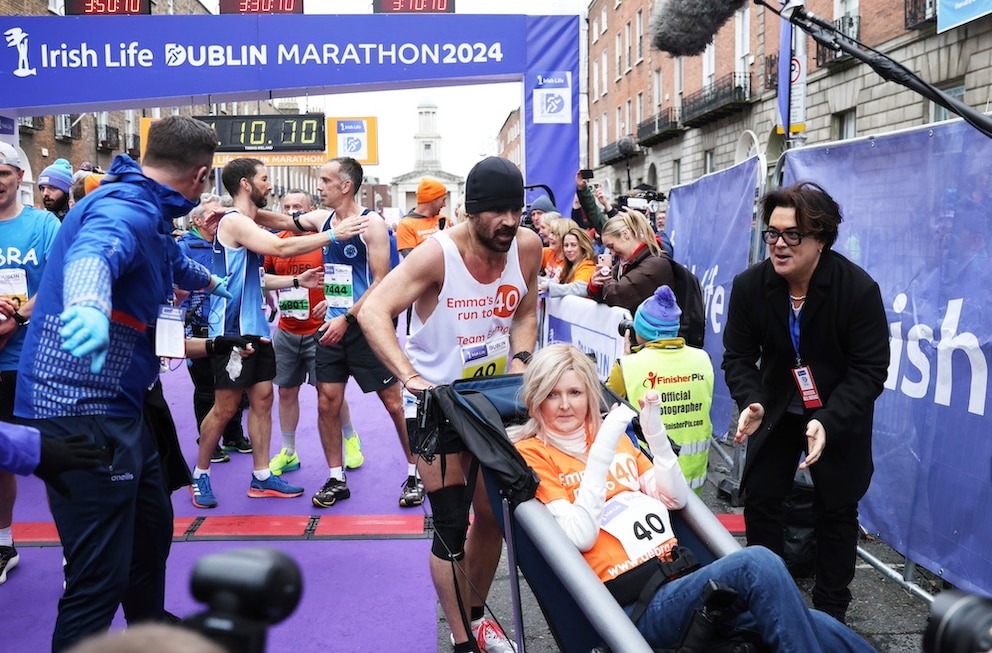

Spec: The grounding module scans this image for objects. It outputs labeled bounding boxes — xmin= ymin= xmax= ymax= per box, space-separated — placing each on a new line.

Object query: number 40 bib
xmin=600 ymin=491 xmax=676 ymax=561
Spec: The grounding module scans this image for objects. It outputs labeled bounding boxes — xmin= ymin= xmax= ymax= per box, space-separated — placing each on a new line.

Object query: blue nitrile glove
xmin=209 ymin=274 xmax=233 ymax=300
xmin=59 ymin=306 xmax=110 ymax=374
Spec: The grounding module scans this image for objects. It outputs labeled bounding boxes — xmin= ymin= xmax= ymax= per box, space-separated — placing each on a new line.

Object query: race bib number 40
xmin=600 ymin=491 xmax=676 ymax=561
xmin=460 ymin=335 xmax=509 ymax=379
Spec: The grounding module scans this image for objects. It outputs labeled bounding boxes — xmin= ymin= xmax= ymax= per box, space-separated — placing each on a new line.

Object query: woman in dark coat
xmin=587 ymin=208 xmax=674 ymax=314
xmin=722 ymin=182 xmax=889 ymax=623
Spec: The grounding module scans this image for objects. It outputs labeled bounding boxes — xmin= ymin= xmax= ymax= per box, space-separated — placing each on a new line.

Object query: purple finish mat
xmin=4 ymin=354 xmax=438 ymax=651
xmin=1 ymin=538 xmax=435 ymax=651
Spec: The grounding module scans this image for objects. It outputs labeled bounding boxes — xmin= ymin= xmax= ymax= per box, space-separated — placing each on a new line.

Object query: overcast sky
xmin=282 ymin=0 xmax=588 ymax=183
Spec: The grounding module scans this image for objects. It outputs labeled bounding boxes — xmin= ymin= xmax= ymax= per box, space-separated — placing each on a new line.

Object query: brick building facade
xmin=585 ymin=0 xmax=988 ymax=202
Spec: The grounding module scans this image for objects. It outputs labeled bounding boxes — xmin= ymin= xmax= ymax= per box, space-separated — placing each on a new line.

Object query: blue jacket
xmin=176 ymin=229 xmax=214 ymax=332
xmin=0 ymin=422 xmax=40 ymax=475
xmin=15 ymin=155 xmax=211 ymax=420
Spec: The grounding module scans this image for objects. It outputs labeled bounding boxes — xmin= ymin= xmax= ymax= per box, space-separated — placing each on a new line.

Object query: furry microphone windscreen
xmin=649 ymin=0 xmax=750 ymax=57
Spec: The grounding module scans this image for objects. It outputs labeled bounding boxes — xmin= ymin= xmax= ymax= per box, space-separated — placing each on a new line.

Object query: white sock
xmin=281 ymin=432 xmax=296 ymax=456
xmin=329 ymin=466 xmax=344 ymax=481
xmin=253 ymin=469 xmax=271 ymax=482
xmin=407 ymin=463 xmax=417 ymax=477
xmin=193 ymin=467 xmax=209 ymax=479
xmin=0 ymin=527 xmax=12 ymax=547
xmin=342 ymin=422 xmax=357 ymax=439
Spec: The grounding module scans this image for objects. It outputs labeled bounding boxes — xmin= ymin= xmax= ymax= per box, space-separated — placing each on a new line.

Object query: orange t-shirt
xmin=515 ymin=435 xmax=678 ymax=582
xmin=263 ymin=231 xmax=324 ymax=336
xmin=397 ymin=213 xmax=443 ymax=251
xmin=564 ymin=258 xmax=596 ymax=284
xmin=542 ymin=248 xmax=565 ymax=281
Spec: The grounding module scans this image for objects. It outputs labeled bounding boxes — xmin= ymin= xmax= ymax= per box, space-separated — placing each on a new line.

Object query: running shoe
xmin=399 ymin=475 xmax=425 ymax=508
xmin=222 ymin=434 xmax=252 ymax=454
xmin=198 ymin=437 xmax=230 ymax=464
xmin=451 ymin=618 xmax=518 ymax=653
xmin=210 ymin=446 xmax=230 ymax=464
xmin=269 ymin=448 xmax=300 ymax=476
xmin=312 ymin=476 xmax=351 ymax=508
xmin=248 ymin=474 xmax=304 ymax=499
xmin=344 ymin=434 xmax=364 ymax=470
xmin=190 ymin=474 xmax=218 ymax=509
xmin=0 ymin=546 xmax=19 ymax=585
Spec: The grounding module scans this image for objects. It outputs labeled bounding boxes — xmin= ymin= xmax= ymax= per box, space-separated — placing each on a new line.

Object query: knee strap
xmin=428 ymin=485 xmax=471 ymax=561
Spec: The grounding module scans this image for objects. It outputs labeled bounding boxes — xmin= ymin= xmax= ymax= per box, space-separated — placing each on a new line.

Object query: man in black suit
xmin=722 ymin=181 xmax=889 ymax=623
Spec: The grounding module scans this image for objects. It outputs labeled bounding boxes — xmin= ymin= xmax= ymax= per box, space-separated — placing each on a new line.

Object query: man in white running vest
xmin=360 ymin=157 xmax=542 ymax=653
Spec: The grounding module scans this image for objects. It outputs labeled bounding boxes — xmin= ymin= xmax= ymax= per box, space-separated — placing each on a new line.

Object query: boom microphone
xmin=649 ymin=0 xmax=749 ymax=57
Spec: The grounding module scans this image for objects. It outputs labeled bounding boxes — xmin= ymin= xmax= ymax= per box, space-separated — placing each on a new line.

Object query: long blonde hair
xmin=514 ymin=344 xmax=603 ymax=444
xmin=601 ymin=208 xmax=661 ymax=256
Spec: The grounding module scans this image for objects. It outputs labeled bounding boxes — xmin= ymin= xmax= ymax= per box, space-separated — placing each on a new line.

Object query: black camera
xmin=618 ymin=319 xmax=638 ymax=348
xmin=617 ymin=190 xmax=666 ymax=213
xmin=923 ymin=590 xmax=992 ymax=653
xmin=183 ymin=547 xmax=303 ymax=653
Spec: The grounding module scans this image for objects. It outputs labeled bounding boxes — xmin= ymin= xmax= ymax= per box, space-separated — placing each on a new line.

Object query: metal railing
xmin=764 ymin=53 xmax=779 ymax=90
xmin=636 ymin=107 xmax=680 ymax=146
xmin=905 ymin=0 xmax=936 ymax=29
xmin=681 ymin=72 xmax=752 ymax=127
xmin=816 ymin=15 xmax=860 ymax=67
xmin=97 ymin=124 xmax=120 ymax=151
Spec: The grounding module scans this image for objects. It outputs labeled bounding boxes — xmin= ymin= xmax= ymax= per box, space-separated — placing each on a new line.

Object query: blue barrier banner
xmin=523 ymin=15 xmax=580 ymax=218
xmin=543 ymin=295 xmax=630 ymax=381
xmin=783 ymin=120 xmax=992 ymax=595
xmin=0 ymin=14 xmax=530 ymax=114
xmin=668 ymin=157 xmax=759 ymax=438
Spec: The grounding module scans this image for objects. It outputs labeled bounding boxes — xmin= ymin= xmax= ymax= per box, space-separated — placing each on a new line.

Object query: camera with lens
xmin=617 ymin=190 xmax=666 ymax=214
xmin=183 ymin=547 xmax=303 ymax=653
xmin=618 ymin=318 xmax=637 ymax=348
xmin=923 ymin=589 xmax=992 ymax=653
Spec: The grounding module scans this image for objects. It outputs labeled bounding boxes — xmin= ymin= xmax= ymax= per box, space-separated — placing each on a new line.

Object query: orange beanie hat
xmin=83 ymin=173 xmax=105 ymax=196
xmin=417 ymin=178 xmax=447 ymax=203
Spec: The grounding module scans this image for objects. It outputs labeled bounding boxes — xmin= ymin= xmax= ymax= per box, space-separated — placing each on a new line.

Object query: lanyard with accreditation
xmin=789 ymin=303 xmax=823 ymax=409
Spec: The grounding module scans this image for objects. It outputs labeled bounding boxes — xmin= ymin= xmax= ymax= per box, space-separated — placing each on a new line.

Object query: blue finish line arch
xmin=0 ymin=13 xmax=579 ymax=205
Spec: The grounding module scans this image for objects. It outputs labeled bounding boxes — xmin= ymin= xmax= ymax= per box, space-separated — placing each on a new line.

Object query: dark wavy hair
xmin=760 ymin=181 xmax=843 ymax=249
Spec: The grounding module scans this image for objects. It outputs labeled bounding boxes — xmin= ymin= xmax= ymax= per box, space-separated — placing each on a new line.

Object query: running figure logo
xmin=5 ymin=28 xmax=37 ymax=78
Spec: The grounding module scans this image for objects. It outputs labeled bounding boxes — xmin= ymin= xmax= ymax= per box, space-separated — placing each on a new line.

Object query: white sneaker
xmin=450 ymin=617 xmax=517 ymax=653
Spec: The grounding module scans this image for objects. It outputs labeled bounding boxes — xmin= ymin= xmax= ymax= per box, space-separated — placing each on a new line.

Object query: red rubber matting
xmin=15 ymin=512 xmax=740 ymax=545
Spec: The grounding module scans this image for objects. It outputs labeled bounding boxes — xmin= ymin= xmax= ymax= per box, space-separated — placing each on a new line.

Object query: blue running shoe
xmin=190 ymin=474 xmax=217 ymax=509
xmin=248 ymin=473 xmax=304 ymax=498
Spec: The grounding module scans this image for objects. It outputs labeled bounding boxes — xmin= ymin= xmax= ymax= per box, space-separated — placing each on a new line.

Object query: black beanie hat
xmin=464 ymin=157 xmax=524 ymax=214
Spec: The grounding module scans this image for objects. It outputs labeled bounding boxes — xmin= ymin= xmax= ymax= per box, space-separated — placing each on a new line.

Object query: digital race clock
xmin=196 ymin=115 xmax=326 ymax=153
xmin=372 ymin=0 xmax=455 ymax=14
xmin=218 ymin=0 xmax=304 ymax=14
xmin=64 ymin=0 xmax=151 ymax=15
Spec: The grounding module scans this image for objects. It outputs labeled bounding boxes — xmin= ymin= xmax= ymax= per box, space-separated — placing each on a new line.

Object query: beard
xmin=249 ymin=183 xmax=268 ymax=209
xmin=471 ymin=220 xmax=516 ymax=253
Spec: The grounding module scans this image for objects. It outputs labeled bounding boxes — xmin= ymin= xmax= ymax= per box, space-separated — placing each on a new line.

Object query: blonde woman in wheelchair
xmin=512 ymin=344 xmax=877 ymax=653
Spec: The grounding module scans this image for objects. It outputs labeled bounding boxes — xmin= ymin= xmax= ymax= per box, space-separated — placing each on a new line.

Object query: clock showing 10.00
xmin=195 ymin=115 xmax=326 ymax=153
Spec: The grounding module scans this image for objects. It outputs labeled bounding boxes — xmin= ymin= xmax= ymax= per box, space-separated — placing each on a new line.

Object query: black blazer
xmin=721 ymin=250 xmax=890 ymax=508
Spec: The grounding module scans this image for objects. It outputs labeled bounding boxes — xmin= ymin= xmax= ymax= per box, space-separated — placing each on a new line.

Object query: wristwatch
xmin=512 ymin=351 xmax=533 ymax=365
xmin=11 ymin=311 xmax=28 ymax=326
xmin=344 ymin=312 xmax=357 ymax=325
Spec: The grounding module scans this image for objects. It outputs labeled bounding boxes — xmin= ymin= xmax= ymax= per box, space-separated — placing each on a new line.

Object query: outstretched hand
xmin=799 ymin=419 xmax=826 ymax=469
xmin=332 ymin=214 xmax=371 ymax=242
xmin=734 ymin=403 xmax=764 ymax=445
xmin=60 ymin=306 xmax=110 ymax=373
